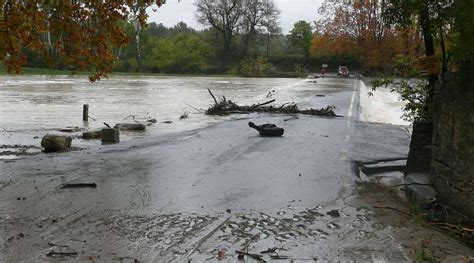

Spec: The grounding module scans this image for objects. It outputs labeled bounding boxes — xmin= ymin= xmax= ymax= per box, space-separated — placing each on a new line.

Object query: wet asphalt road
xmin=0 ymin=76 xmax=412 ymax=262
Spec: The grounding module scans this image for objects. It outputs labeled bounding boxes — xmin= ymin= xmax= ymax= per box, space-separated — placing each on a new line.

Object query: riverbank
xmin=0 ymin=65 xmax=305 ymax=79
xmin=0 ymin=65 xmax=241 ymax=78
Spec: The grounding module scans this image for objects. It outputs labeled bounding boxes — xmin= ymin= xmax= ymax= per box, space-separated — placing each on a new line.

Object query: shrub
xmin=239 ymin=56 xmax=277 ymax=77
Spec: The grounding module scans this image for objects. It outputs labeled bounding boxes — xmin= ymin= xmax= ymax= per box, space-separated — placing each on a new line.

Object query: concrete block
xmin=83 ymin=129 xmax=102 ymax=140
xmin=101 ymin=128 xmax=120 ymax=144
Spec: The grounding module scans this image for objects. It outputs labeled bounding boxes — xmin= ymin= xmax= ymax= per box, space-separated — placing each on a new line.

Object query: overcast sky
xmin=148 ymin=0 xmax=325 ymax=34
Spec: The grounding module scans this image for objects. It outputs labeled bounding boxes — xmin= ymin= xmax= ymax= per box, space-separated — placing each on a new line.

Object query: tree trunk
xmin=420 ymin=1 xmax=437 ymax=101
xmin=242 ymin=28 xmax=255 ymax=59
xmin=134 ymin=19 xmax=141 ymax=72
xmin=223 ymin=32 xmax=232 ymax=69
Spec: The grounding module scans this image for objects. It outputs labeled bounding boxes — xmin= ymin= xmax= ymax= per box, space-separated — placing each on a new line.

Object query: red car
xmin=337 ymin=66 xmax=350 ymax=77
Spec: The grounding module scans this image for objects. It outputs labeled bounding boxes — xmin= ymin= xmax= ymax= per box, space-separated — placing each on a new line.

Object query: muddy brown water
xmin=1 ymin=75 xmax=328 ymax=158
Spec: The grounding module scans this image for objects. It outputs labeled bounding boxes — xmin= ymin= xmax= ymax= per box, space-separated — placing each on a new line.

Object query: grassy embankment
xmin=0 ymin=64 xmax=241 ymax=78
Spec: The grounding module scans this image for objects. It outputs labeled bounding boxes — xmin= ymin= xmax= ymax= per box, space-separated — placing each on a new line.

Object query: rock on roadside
xmin=41 ymin=134 xmax=72 ymax=152
xmin=82 ymin=129 xmax=103 ymax=140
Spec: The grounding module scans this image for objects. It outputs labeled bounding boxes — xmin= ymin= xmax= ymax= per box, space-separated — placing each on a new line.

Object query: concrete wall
xmin=431 ymin=72 xmax=474 ymax=217
xmin=406 ymin=122 xmax=432 ymax=174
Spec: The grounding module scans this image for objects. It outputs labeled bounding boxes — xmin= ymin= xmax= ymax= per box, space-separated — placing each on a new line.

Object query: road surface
xmin=0 ymin=75 xmax=425 ymax=262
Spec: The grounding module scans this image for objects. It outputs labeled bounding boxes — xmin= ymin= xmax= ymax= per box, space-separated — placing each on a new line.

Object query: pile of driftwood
xmin=205 ymin=88 xmax=339 ymax=117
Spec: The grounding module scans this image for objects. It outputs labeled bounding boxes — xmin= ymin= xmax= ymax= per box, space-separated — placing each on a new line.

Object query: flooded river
xmin=0 ymin=75 xmax=331 ymax=158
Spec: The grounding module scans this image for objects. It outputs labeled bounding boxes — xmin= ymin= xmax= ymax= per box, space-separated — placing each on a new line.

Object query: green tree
xmin=288 ymin=21 xmax=313 ymax=59
xmin=195 ymin=0 xmax=242 ymax=68
xmin=144 ymin=33 xmax=210 ymax=73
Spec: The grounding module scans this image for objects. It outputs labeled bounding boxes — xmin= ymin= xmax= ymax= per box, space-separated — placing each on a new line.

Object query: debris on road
xmin=46 ymin=251 xmax=78 ymax=258
xmin=123 ymin=115 xmax=136 ymax=120
xmin=248 ymin=122 xmax=284 ymax=137
xmin=61 ymin=183 xmax=97 ymax=189
xmin=41 ymin=134 xmax=72 ymax=152
xmin=146 ymin=118 xmax=157 ymax=123
xmin=270 ymin=255 xmax=289 ymax=260
xmin=205 ymin=88 xmax=339 ymax=117
xmin=47 ymin=242 xmax=69 ymax=248
xmin=235 ymin=250 xmax=266 ymax=262
xmin=327 ymin=209 xmax=341 ymax=217
xmin=284 ymin=116 xmax=299 ymax=121
xmin=180 ymin=111 xmax=189 ymax=119
xmin=217 ymin=250 xmax=225 ymax=260
xmin=260 ymin=247 xmax=278 ymax=254
xmin=161 ymin=120 xmax=173 ymax=124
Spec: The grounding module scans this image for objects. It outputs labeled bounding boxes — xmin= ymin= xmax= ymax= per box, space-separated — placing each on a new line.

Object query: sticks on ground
xmin=205 ymin=89 xmax=340 ymax=117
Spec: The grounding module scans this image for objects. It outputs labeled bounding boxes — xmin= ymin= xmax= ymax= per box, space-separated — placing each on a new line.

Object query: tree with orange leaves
xmin=0 ymin=0 xmax=165 ymax=81
xmin=310 ymin=0 xmax=422 ymax=71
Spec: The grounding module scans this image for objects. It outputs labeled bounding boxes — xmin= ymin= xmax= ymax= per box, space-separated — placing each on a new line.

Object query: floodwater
xmin=0 ymin=76 xmax=282 ymax=156
xmin=0 ymin=75 xmax=351 ymax=158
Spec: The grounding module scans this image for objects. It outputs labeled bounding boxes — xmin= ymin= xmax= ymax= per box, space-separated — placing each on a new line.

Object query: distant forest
xmin=24 ymin=20 xmax=332 ymax=77
xmin=2 ymin=1 xmax=461 ymax=79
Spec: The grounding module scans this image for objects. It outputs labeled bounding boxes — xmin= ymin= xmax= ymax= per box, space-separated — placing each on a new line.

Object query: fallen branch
xmin=46 ymin=251 xmax=78 ymax=257
xmin=284 ymin=116 xmax=299 ymax=121
xmin=250 ymin=99 xmax=276 ymax=109
xmin=207 ymin=88 xmax=218 ymax=104
xmin=62 ymin=183 xmax=97 ymax=189
xmin=48 ymin=242 xmax=69 ymax=248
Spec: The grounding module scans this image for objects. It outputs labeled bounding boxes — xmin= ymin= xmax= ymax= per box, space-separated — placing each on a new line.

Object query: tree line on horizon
xmin=1 ymin=0 xmax=471 ymax=80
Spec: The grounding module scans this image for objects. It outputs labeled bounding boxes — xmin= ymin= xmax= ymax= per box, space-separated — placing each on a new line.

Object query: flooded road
xmin=0 ymin=75 xmax=347 ymax=158
xmin=1 ymin=75 xmax=471 ymax=262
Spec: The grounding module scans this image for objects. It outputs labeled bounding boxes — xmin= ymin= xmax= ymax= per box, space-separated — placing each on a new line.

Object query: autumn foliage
xmin=0 ymin=1 xmax=164 ymax=81
xmin=310 ymin=0 xmax=423 ymax=71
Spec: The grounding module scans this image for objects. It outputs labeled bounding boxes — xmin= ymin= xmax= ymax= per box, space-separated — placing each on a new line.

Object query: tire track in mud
xmin=188 ymin=203 xmax=407 ymax=262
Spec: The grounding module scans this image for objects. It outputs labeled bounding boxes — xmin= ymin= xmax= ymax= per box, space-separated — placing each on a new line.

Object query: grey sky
xmin=147 ymin=0 xmax=324 ymax=34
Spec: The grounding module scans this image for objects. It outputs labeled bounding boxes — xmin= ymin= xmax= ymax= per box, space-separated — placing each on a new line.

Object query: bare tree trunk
xmin=266 ymin=34 xmax=270 ymax=57
xmin=242 ymin=28 xmax=255 ymax=58
xmin=134 ymin=19 xmax=141 ymax=72
xmin=419 ymin=2 xmax=437 ymax=104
